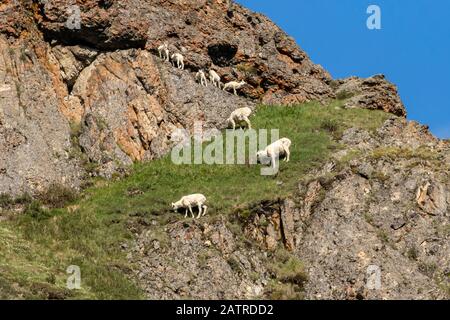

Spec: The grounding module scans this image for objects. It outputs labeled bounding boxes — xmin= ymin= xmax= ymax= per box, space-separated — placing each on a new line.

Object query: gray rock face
xmin=72 ymin=49 xmax=254 ymax=177
xmin=128 ymin=118 xmax=449 ymax=300
xmin=295 ymin=118 xmax=449 ymax=299
xmin=0 ymin=35 xmax=83 ymax=196
xmin=0 ymin=0 xmax=408 ymax=195
xmin=51 ymin=45 xmax=98 ymax=89
xmin=35 ymin=0 xmax=334 ymax=104
xmin=129 ymin=218 xmax=269 ymax=299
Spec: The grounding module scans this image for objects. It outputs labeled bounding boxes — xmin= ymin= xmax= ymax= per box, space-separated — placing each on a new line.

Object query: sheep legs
xmin=243 ymin=116 xmax=251 ymax=129
xmin=184 ymin=205 xmax=207 ymax=219
xmin=270 ymin=153 xmax=279 ymax=169
xmin=229 ymin=119 xmax=236 ymax=130
xmin=192 ymin=205 xmax=207 ymax=219
xmin=188 ymin=205 xmax=195 ymax=218
xmin=284 ymin=147 xmax=290 ymax=162
xmin=195 ymin=204 xmax=203 ymax=219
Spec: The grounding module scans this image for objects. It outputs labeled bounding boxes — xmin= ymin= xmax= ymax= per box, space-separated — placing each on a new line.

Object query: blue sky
xmin=236 ymin=0 xmax=450 ymax=139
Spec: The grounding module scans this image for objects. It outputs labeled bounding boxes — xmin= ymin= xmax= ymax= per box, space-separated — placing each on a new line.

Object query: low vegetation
xmin=266 ymin=249 xmax=308 ymax=299
xmin=0 ymin=101 xmax=391 ymax=299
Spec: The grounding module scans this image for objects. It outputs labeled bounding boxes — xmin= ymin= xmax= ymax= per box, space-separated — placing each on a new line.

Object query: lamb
xmin=223 ymin=80 xmax=246 ymax=95
xmin=171 ymin=53 xmax=185 ymax=70
xmin=209 ymin=70 xmax=222 ymax=88
xmin=227 ymin=107 xmax=252 ymax=130
xmin=171 ymin=194 xmax=208 ymax=219
xmin=157 ymin=43 xmax=170 ymax=62
xmin=257 ymin=138 xmax=292 ymax=168
xmin=195 ymin=69 xmax=208 ymax=87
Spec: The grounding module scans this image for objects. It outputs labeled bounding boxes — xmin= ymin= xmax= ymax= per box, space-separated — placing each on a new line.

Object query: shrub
xmin=0 ymin=193 xmax=33 ymax=209
xmin=38 ymin=183 xmax=78 ymax=208
xmin=336 ymin=89 xmax=354 ymax=100
xmin=328 ymin=80 xmax=341 ymax=90
xmin=0 ymin=193 xmax=13 ymax=209
xmin=227 ymin=256 xmax=242 ymax=273
xmin=320 ymin=119 xmax=339 ymax=134
xmin=15 ymin=193 xmax=33 ymax=205
xmin=266 ymin=249 xmax=308 ymax=299
xmin=271 ymin=256 xmax=308 ymax=285
xmin=406 ymin=246 xmax=419 ymax=261
xmin=24 ymin=201 xmax=51 ymax=220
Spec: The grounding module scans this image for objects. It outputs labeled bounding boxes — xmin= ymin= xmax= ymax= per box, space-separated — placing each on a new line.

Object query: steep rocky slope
xmin=296 ymin=119 xmax=449 ymax=299
xmin=1 ymin=0 xmax=405 ymax=195
xmin=129 ymin=117 xmax=449 ymax=300
xmin=0 ymin=0 xmax=447 ymax=300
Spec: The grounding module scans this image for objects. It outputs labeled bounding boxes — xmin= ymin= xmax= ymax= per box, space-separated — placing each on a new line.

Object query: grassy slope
xmin=0 ymin=101 xmax=390 ymax=299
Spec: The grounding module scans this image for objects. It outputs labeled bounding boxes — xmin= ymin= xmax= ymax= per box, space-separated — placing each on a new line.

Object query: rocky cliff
xmin=129 ymin=117 xmax=449 ymax=300
xmin=0 ymin=0 xmax=406 ymax=195
xmin=1 ymin=0 xmax=447 ymax=301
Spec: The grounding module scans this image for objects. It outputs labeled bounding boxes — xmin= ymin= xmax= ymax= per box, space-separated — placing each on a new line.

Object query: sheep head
xmin=171 ymin=202 xmax=180 ymax=210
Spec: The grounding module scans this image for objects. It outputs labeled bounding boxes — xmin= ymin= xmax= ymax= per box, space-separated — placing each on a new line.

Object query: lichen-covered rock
xmin=294 ymin=118 xmax=449 ymax=300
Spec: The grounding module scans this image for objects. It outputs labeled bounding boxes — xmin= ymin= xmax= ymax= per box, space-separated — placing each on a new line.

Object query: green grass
xmin=265 ymin=249 xmax=308 ymax=300
xmin=0 ymin=101 xmax=391 ymax=299
xmin=79 ymin=101 xmax=389 ymax=218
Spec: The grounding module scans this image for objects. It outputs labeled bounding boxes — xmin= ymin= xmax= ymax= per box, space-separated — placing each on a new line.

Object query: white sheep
xmin=223 ymin=80 xmax=246 ymax=95
xmin=257 ymin=138 xmax=292 ymax=168
xmin=209 ymin=69 xmax=222 ymax=89
xmin=158 ymin=43 xmax=170 ymax=62
xmin=171 ymin=194 xmax=208 ymax=219
xmin=195 ymin=69 xmax=208 ymax=87
xmin=171 ymin=53 xmax=185 ymax=70
xmin=227 ymin=107 xmax=252 ymax=130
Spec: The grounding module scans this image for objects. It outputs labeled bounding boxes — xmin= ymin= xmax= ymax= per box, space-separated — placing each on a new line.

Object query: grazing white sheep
xmin=227 ymin=107 xmax=252 ymax=130
xmin=195 ymin=69 xmax=208 ymax=87
xmin=257 ymin=138 xmax=292 ymax=168
xmin=223 ymin=80 xmax=246 ymax=95
xmin=171 ymin=53 xmax=185 ymax=70
xmin=209 ymin=69 xmax=222 ymax=88
xmin=171 ymin=194 xmax=208 ymax=219
xmin=158 ymin=43 xmax=170 ymax=62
